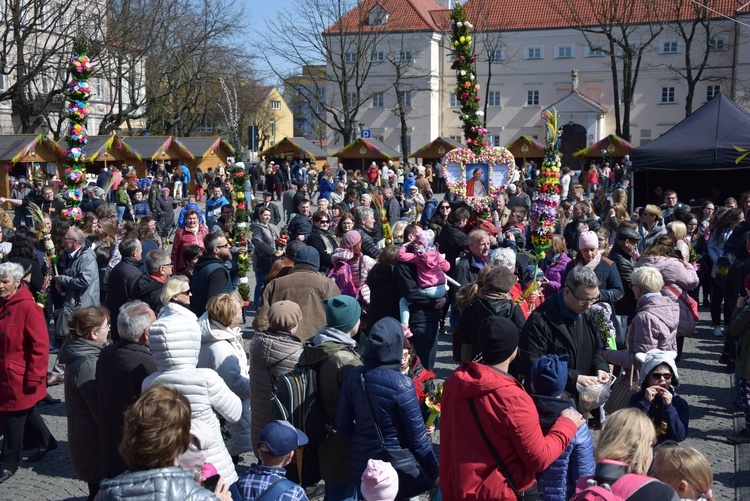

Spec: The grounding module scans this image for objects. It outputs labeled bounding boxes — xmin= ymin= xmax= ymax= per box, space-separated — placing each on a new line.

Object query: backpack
xmin=327 ymin=259 xmax=362 ymax=299
xmin=270 ymin=365 xmax=327 ymax=487
xmin=715 ymin=253 xmax=736 ymax=288
xmin=570 ymin=473 xmax=655 ymax=501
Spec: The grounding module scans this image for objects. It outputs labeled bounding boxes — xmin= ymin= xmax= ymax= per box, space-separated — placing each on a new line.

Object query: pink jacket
xmin=397 ymin=246 xmax=450 ymax=289
xmin=331 ymin=248 xmax=376 ymax=304
xmin=636 ymin=255 xmax=698 ymax=337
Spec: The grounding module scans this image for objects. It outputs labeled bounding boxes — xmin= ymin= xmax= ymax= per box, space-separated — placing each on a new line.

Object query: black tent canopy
xmin=631 ymin=93 xmax=750 ymax=207
xmin=633 ymin=93 xmax=750 ymax=172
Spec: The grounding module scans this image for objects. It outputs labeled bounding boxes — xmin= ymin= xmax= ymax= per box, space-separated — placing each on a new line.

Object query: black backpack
xmin=270 ymin=364 xmax=327 ymax=487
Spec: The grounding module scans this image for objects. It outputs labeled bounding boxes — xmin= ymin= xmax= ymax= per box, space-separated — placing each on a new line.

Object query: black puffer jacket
xmin=366 ymin=263 xmax=401 ymax=326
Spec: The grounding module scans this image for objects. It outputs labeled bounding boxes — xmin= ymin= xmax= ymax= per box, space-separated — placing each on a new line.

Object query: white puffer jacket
xmin=143 ymin=302 xmax=242 ymax=484
xmin=197 ymin=312 xmax=252 ymax=456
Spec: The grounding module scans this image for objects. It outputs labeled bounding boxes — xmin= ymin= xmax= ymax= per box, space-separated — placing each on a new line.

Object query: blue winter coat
xmin=533 ymin=394 xmax=595 ymax=501
xmin=319 ymin=178 xmax=335 ymax=200
xmin=629 ymin=387 xmax=689 ymax=443
xmin=333 ymin=318 xmax=439 ymax=482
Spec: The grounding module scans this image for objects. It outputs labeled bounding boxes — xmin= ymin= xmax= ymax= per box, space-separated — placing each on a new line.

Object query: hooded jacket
xmin=197 ymin=312 xmax=252 ymax=456
xmin=57 ymin=244 xmax=101 ymax=310
xmin=133 ymin=274 xmax=165 ymax=315
xmin=397 ymin=245 xmax=449 ymax=289
xmin=298 ymin=327 xmax=361 ymax=483
xmin=532 ymin=394 xmax=595 ymax=501
xmin=334 ymin=318 xmax=439 ymax=483
xmin=440 ymin=362 xmax=578 ymax=501
xmin=459 ymin=295 xmax=526 ymax=363
xmin=331 ymin=247 xmax=376 ymax=304
xmin=636 ymin=255 xmax=698 ymax=337
xmin=628 ymin=386 xmax=689 ymax=444
xmin=97 ymin=466 xmax=219 ymax=501
xmin=629 ymin=294 xmax=679 ymax=355
xmin=142 ymin=302 xmax=242 ymax=484
xmin=608 ymin=242 xmax=638 ymax=317
xmin=543 ymin=252 xmax=571 ymax=297
xmin=637 ymin=219 xmax=667 ymax=254
xmin=60 ymin=337 xmax=103 ymax=484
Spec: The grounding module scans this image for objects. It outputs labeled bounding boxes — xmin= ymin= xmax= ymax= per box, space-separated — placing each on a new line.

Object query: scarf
xmin=557 ymin=290 xmax=580 ymax=320
xmin=477 ymin=290 xmax=512 ymax=302
xmin=582 ymin=251 xmax=602 ymax=270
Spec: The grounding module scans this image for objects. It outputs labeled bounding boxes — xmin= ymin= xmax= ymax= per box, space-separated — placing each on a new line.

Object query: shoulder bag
xmin=604 ymin=362 xmax=640 ymax=414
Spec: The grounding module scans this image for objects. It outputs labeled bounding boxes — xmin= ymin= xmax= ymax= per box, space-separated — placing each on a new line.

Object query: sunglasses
xmin=319 ymin=220 xmax=330 ymax=224
xmin=650 ymin=372 xmax=672 ymax=381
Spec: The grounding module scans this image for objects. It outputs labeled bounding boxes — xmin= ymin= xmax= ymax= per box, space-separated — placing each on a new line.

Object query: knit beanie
xmin=294 ymin=246 xmax=320 ymax=270
xmin=341 ymin=230 xmax=362 ymax=249
xmin=478 ymin=316 xmax=519 ymax=365
xmin=531 ymin=354 xmax=569 ymax=397
xmin=323 ymin=295 xmax=361 ymax=333
xmin=636 ymin=349 xmax=680 ymax=387
xmin=267 ymin=300 xmax=302 ymax=331
xmin=360 ymin=459 xmax=399 ymax=501
xmin=578 ymin=230 xmax=599 ymax=250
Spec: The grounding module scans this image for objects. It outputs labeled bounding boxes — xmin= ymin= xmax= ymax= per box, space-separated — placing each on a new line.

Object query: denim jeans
xmin=325 ymin=482 xmax=359 ymax=501
xmin=116 ymin=205 xmax=126 ymax=222
xmin=254 ymin=271 xmax=268 ymax=306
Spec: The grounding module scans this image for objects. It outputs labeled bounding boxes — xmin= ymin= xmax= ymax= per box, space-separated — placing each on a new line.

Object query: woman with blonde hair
xmin=667 ymin=220 xmax=690 ymax=262
xmin=391 ymin=220 xmax=408 ymax=245
xmin=159 ymin=275 xmax=191 ymax=308
xmin=651 ymin=444 xmax=714 ymax=501
xmin=574 ymin=408 xmax=679 ymax=499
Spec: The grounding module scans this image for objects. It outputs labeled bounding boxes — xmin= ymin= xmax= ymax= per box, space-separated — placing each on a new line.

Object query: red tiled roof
xmin=325 ymin=0 xmax=448 ymax=34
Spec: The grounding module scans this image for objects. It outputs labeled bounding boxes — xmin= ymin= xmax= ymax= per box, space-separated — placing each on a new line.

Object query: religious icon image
xmin=465 ymin=164 xmax=489 ymax=198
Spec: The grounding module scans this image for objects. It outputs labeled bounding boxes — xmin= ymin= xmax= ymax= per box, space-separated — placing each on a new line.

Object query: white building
xmin=325 ymin=0 xmax=750 ymax=169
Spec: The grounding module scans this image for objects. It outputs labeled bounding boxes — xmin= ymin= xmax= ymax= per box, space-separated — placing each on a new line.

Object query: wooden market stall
xmin=0 ymin=134 xmax=66 ymax=202
xmin=176 ymin=137 xmax=234 ymax=186
xmin=332 ymin=138 xmax=400 ymax=173
xmin=57 ymin=134 xmax=142 ymax=175
xmin=506 ymin=135 xmax=545 ymax=165
xmin=259 ymin=137 xmax=328 ymax=170
xmin=120 ymin=136 xmax=194 ymax=179
xmin=573 ymin=134 xmax=634 ymax=159
xmin=408 ymin=137 xmax=463 ymax=165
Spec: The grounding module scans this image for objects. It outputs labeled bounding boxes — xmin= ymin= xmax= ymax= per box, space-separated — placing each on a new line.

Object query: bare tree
xmin=657 ymin=0 xmax=728 ymax=116
xmin=555 ymin=0 xmax=663 ymax=141
xmin=0 ymin=0 xmax=103 ymax=132
xmin=257 ymin=0 xmax=385 ymax=145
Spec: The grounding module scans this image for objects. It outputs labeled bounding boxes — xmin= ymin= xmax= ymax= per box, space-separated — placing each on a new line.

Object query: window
xmin=269 ymin=118 xmax=276 ymax=138
xmin=586 ymin=46 xmax=604 ymax=57
xmin=487 ymin=135 xmax=496 ymax=147
xmin=619 ymin=88 xmax=625 ymax=105
xmin=555 ymin=45 xmax=573 ymax=58
xmin=269 ymin=100 xmax=281 ymax=110
xmin=661 ymin=87 xmax=675 ymax=103
xmin=196 ymin=120 xmax=214 ymax=133
xmin=707 ymin=85 xmax=720 ymax=100
xmin=487 ymin=49 xmax=503 ymax=61
xmin=371 ymin=51 xmax=384 ymax=62
xmin=526 ymin=47 xmax=542 ymax=60
xmin=449 ymin=92 xmax=458 ymax=108
xmin=344 ymin=52 xmax=357 ymax=64
xmin=95 ymin=78 xmax=104 ymax=99
xmin=398 ymin=90 xmax=411 ymax=108
xmin=526 ymin=90 xmax=539 ymax=106
xmin=488 ymin=91 xmax=501 ymax=107
xmin=346 ymin=92 xmax=356 ymax=108
xmin=368 ymin=5 xmax=388 ymax=26
xmin=396 ymin=51 xmax=413 ymax=63
xmin=55 ymin=3 xmax=65 ymax=32
xmin=709 ymin=36 xmax=726 ymax=51
xmin=73 ymin=8 xmax=83 ymax=27
xmin=661 ymin=41 xmax=679 ymax=54
xmin=372 ymin=92 xmax=384 ymax=107
xmin=641 ymin=129 xmax=652 ymax=139
xmin=0 ymin=73 xmax=6 ymax=91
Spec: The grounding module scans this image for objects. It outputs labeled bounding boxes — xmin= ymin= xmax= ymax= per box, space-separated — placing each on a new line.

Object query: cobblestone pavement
xmin=0 ymin=267 xmax=746 ymax=499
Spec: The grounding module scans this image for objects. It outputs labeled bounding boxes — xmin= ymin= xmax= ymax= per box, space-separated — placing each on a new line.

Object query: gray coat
xmin=251 ymin=221 xmax=279 ymax=269
xmin=57 ymin=245 xmax=101 ymax=309
xmin=60 ymin=337 xmax=103 ymax=483
xmin=97 ymin=466 xmax=218 ymax=500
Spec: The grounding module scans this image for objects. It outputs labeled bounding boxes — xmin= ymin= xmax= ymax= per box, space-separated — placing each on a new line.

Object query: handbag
xmin=468 ymin=398 xmax=538 ymax=500
xmin=359 ymin=374 xmax=434 ymax=499
xmin=665 ymin=284 xmax=699 ymax=321
xmin=604 ymin=364 xmax=639 ymax=414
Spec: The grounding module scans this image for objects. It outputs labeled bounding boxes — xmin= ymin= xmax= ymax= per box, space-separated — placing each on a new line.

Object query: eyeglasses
xmin=162 ymin=263 xmax=174 ymax=268
xmin=650 ymin=372 xmax=673 ymax=381
xmin=216 ymin=243 xmax=230 ymax=249
xmin=567 ymin=287 xmax=598 ymax=306
xmin=319 ymin=220 xmax=330 ymax=224
xmin=439 ymin=206 xmax=451 ymax=210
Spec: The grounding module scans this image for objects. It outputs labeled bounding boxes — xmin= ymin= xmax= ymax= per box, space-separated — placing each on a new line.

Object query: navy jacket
xmin=628 ymin=387 xmax=689 ymax=443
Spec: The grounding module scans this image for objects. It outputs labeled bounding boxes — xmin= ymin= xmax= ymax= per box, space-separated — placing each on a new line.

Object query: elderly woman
xmin=98 ymin=384 xmax=231 ymax=500
xmin=171 ymin=209 xmax=210 ymax=272
xmin=59 ymin=306 xmax=110 ymax=500
xmin=143 ymin=276 xmax=242 ymax=490
xmin=637 ymin=204 xmax=667 ymax=253
xmin=0 ymin=262 xmax=54 ymax=485
xmin=359 ymin=193 xmax=382 ymax=240
xmin=198 ymin=293 xmax=252 ymax=462
xmin=307 ymin=211 xmax=338 ymax=274
xmin=251 ymin=205 xmax=282 ymax=306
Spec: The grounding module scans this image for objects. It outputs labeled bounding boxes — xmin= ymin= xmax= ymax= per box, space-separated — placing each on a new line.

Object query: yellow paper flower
xmin=460 ymin=36 xmax=466 ymax=43
xmin=466 ymin=35 xmax=472 ymax=43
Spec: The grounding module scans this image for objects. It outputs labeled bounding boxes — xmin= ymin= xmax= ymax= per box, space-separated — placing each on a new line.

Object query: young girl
xmin=400 ymin=338 xmax=437 ymax=433
xmin=396 ymin=229 xmax=450 ymax=337
xmin=650 ymin=444 xmax=714 ymax=500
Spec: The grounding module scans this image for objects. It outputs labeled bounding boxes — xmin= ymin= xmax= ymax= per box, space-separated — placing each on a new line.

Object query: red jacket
xmin=171 ymin=224 xmax=210 ymax=271
xmin=440 ymin=362 xmax=577 ymax=500
xmin=0 ymin=284 xmax=49 ymax=411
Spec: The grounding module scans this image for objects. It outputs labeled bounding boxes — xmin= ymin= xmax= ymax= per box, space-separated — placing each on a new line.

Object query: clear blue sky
xmin=247 ymin=0 xmax=298 ymax=84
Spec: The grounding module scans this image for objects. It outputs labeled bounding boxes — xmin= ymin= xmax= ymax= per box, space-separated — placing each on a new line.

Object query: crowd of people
xmin=0 ymin=154 xmax=746 ymax=501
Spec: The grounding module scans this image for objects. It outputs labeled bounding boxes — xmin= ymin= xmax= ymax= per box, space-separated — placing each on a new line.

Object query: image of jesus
xmin=466 ymin=168 xmax=488 ymax=197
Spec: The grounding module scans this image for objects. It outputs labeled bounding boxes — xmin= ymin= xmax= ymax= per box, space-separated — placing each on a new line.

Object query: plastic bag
xmin=576 ymin=376 xmax=615 ymax=415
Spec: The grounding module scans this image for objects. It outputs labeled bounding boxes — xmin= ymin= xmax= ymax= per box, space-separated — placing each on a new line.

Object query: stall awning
xmin=260 ymin=137 xmax=327 ymax=160
xmin=176 ymin=137 xmax=234 ymax=158
xmin=332 ymin=138 xmax=400 ymax=160
xmin=505 ymin=135 xmax=545 ymax=158
xmin=121 ymin=136 xmax=194 ymax=161
xmin=408 ymin=137 xmax=463 ymax=159
xmin=573 ymin=134 xmax=634 ymax=158
xmin=0 ymin=134 xmax=66 ymax=164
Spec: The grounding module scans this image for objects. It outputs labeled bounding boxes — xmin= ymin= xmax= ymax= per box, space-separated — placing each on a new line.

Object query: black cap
xmin=263 ymin=191 xmax=273 ymax=197
xmin=616 ymin=226 xmax=642 ymax=242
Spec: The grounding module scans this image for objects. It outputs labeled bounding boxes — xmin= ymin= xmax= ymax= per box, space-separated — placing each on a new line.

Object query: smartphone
xmin=203 ymin=473 xmax=221 ymax=491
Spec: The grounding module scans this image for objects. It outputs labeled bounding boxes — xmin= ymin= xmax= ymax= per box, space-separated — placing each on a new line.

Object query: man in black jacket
xmin=253 ymin=191 xmax=282 ymax=225
xmin=382 ymin=186 xmax=400 ymax=227
xmin=608 ymin=226 xmax=642 ymax=347
xmin=191 ymin=231 xmax=232 ymax=316
xmin=106 ymin=238 xmax=143 ymax=342
xmin=96 ymin=301 xmax=157 ymax=480
xmin=352 ymin=206 xmax=381 ymax=259
xmin=133 ymin=249 xmax=172 ymax=314
xmin=563 ymin=201 xmax=601 ymax=252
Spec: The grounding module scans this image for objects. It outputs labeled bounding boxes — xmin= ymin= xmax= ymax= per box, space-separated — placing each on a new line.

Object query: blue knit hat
xmin=531 ymin=354 xmax=569 ymax=397
xmin=323 ymin=295 xmax=361 ymax=333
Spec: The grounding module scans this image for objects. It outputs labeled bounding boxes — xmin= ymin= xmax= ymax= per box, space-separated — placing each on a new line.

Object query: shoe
xmin=713 ymin=326 xmax=724 ymax=337
xmin=719 ymin=354 xmax=730 ymax=364
xmin=728 ymin=428 xmax=750 ymax=445
xmin=402 ymin=325 xmax=413 ymax=338
xmin=38 ymin=394 xmax=61 ymax=406
xmin=26 ymin=440 xmax=58 ymax=462
xmin=49 ymin=344 xmax=60 ymax=354
xmin=0 ymin=469 xmax=13 ymax=484
xmin=46 ymin=373 xmax=64 ymax=386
